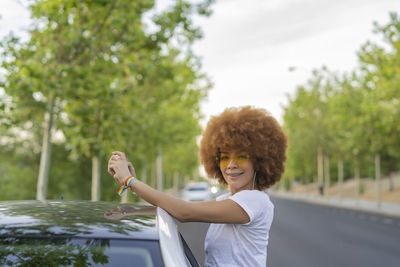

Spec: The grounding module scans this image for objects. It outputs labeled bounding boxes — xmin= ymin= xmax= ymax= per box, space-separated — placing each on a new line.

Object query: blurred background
xmin=0 ymin=0 xmax=399 ymax=206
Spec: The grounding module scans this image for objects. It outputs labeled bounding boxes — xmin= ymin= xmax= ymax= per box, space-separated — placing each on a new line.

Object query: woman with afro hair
xmin=108 ymin=106 xmax=287 ymax=267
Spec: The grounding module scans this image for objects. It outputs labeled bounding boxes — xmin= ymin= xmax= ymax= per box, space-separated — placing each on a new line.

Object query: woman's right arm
xmin=108 ymin=151 xmax=249 ymax=224
xmin=130 ymin=179 xmax=249 ymax=224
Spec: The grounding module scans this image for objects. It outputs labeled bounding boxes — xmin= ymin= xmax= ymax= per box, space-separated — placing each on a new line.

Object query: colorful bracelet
xmin=125 ymin=176 xmax=136 ymax=187
xmin=116 ymin=176 xmax=137 ymax=196
xmin=117 ymin=205 xmax=128 ymax=215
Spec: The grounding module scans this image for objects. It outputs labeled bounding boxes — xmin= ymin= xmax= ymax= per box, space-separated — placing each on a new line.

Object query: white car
xmin=181 ymin=182 xmax=212 ymax=202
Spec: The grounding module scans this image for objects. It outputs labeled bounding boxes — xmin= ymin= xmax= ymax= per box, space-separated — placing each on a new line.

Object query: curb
xmin=269 ymin=191 xmax=400 ymax=218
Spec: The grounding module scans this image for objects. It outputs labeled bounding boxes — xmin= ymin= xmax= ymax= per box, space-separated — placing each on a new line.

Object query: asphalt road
xmin=268 ymin=197 xmax=400 ymax=267
xmin=177 ymin=196 xmax=400 ymax=267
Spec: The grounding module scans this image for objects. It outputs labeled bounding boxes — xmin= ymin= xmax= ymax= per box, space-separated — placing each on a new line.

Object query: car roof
xmin=0 ymin=200 xmax=159 ymax=240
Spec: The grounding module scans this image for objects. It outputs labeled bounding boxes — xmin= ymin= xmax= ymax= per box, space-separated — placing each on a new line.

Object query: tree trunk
xmin=375 ymin=153 xmax=381 ymax=208
xmin=338 ymin=156 xmax=344 ymax=200
xmin=91 ymin=154 xmax=101 ymax=201
xmin=192 ymin=167 xmax=199 ymax=181
xmin=157 ymin=149 xmax=163 ymax=191
xmin=355 ymin=157 xmax=360 ymax=200
xmin=141 ymin=157 xmax=147 ymax=185
xmin=36 ymin=97 xmax=55 ymax=201
xmin=151 ymin=160 xmax=156 ymax=188
xmin=290 ymin=174 xmax=294 ymax=191
xmin=121 ymin=188 xmax=128 ymax=203
xmin=324 ymin=154 xmax=330 ymax=190
xmin=173 ymin=172 xmax=179 ymax=194
xmin=389 ymin=172 xmax=394 ymax=192
xmin=317 ymin=147 xmax=324 ymax=195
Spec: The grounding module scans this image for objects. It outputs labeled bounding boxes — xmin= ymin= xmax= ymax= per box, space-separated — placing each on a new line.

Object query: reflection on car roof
xmin=0 ymin=200 xmax=158 ymax=240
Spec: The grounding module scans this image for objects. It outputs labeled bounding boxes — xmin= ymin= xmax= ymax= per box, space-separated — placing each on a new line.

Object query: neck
xmin=230 ymin=184 xmax=256 ymax=195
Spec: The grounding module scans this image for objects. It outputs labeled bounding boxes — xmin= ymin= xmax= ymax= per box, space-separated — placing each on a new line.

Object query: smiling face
xmin=217 ymin=151 xmax=255 ymax=195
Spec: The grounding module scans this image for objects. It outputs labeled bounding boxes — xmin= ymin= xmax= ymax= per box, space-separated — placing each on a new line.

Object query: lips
xmin=226 ymin=172 xmax=243 ymax=178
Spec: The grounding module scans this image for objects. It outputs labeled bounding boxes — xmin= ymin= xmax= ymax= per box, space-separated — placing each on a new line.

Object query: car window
xmin=0 ymin=237 xmax=164 ymax=267
xmin=179 ymin=233 xmax=200 ymax=267
xmin=187 ymin=187 xmax=207 ymax=192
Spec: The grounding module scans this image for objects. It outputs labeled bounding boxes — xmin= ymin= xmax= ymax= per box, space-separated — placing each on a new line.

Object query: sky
xmin=191 ymin=0 xmax=399 ymax=125
xmin=1 ymin=0 xmax=399 ymax=126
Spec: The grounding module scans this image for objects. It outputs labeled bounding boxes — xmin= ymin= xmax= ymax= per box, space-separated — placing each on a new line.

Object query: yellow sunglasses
xmin=216 ymin=152 xmax=250 ymax=169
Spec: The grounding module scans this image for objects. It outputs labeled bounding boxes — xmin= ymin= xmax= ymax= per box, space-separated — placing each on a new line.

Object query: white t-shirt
xmin=204 ymin=190 xmax=274 ymax=267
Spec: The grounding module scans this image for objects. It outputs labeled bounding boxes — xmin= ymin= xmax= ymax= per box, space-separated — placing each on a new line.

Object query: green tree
xmin=358 ymin=12 xmax=400 ymax=161
xmin=1 ymin=0 xmax=214 ymax=201
xmin=283 ymin=68 xmax=335 ymax=188
xmin=357 ymin=12 xmax=400 ymax=197
xmin=282 ymin=12 xmax=400 ymax=194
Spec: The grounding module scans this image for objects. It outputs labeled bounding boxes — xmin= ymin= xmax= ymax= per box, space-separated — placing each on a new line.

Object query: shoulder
xmin=230 ymin=190 xmax=272 ymax=205
xmin=229 ymin=190 xmax=273 ymax=224
xmin=215 ymin=192 xmax=231 ymax=201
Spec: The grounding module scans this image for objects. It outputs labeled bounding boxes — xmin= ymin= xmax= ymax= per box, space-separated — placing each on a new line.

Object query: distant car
xmin=0 ymin=200 xmax=199 ymax=267
xmin=181 ymin=182 xmax=212 ymax=202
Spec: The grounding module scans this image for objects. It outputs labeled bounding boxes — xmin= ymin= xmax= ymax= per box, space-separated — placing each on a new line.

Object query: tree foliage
xmin=0 ymin=0 xmax=214 ymax=200
xmin=283 ymin=12 xmax=400 ymax=186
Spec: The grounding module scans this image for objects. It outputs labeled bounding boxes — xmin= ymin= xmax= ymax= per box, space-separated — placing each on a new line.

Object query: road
xmin=177 ymin=196 xmax=400 ymax=267
xmin=268 ymin=197 xmax=400 ymax=267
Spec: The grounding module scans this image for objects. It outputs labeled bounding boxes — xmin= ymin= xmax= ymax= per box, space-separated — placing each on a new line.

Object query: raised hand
xmin=108 ymin=151 xmax=131 ymax=185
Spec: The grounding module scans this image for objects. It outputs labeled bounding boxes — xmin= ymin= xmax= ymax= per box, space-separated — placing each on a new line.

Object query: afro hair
xmin=199 ymin=106 xmax=287 ymax=190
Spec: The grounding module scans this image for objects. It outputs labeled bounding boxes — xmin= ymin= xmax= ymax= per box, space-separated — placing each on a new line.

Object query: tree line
xmin=281 ymin=12 xmax=400 ymax=196
xmin=0 ymin=0 xmax=214 ymax=201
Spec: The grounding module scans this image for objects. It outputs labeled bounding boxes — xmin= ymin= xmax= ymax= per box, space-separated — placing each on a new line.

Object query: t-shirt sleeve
xmin=229 ymin=190 xmax=272 ymax=225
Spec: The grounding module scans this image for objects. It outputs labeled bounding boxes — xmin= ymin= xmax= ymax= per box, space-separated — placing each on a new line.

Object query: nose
xmin=227 ymin=158 xmax=238 ymax=168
